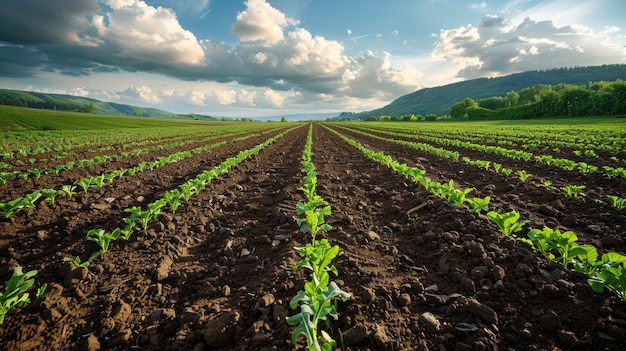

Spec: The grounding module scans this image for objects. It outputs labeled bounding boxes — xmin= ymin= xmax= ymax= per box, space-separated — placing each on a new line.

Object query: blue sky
xmin=1 ymin=0 xmax=625 ymax=117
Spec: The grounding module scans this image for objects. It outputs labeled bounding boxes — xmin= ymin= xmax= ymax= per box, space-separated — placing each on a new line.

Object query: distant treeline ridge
xmin=450 ymin=79 xmax=626 ymax=120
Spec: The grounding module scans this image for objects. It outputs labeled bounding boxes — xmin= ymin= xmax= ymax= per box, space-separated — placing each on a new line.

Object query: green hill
xmin=337 ymin=64 xmax=626 ymax=120
xmin=0 ymin=89 xmax=175 ymax=117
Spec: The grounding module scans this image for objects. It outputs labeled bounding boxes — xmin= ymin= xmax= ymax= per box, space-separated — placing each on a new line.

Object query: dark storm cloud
xmin=0 ymin=0 xmax=99 ymax=45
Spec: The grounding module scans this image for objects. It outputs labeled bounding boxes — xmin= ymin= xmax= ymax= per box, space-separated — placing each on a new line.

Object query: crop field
xmin=1 ymin=115 xmax=626 ymax=350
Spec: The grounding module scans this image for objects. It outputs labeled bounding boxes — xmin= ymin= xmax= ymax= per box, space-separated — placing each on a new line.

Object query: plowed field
xmin=1 ymin=123 xmax=625 ymax=351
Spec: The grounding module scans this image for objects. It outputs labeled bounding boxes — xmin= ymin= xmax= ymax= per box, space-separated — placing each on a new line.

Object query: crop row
xmin=367 ymin=121 xmax=626 ymax=155
xmin=288 ymin=123 xmax=349 ymax=350
xmin=0 ymin=127 xmax=255 ymax=180
xmin=356 ymin=125 xmax=626 ymax=180
xmin=335 ymin=125 xmax=626 ymax=210
xmin=0 ymin=125 xmax=297 ymax=325
xmin=0 ymin=127 xmax=283 ymax=218
xmin=68 ymin=126 xmax=297 ymax=267
xmin=323 ymin=124 xmax=626 ymax=300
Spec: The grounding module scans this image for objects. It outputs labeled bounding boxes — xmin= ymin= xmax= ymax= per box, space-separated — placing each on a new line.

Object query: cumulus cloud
xmin=96 ymin=0 xmax=205 ymax=65
xmin=229 ymin=0 xmax=298 ymax=45
xmin=0 ymin=0 xmax=421 ymax=109
xmin=433 ymin=15 xmax=626 ymax=79
xmin=121 ymin=86 xmax=161 ymax=104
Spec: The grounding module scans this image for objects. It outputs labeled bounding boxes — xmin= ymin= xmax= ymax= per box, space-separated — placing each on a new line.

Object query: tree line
xmin=450 ymin=79 xmax=626 ymax=120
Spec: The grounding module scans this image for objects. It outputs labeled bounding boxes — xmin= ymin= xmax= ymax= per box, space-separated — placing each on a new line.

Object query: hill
xmin=0 ymin=89 xmax=175 ymax=117
xmin=338 ymin=64 xmax=626 ymax=120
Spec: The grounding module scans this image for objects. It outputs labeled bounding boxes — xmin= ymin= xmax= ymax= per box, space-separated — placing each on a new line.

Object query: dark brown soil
xmin=1 ymin=123 xmax=625 ymax=351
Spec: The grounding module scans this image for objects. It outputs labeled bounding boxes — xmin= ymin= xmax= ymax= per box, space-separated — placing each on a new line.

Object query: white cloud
xmin=432 ymin=15 xmax=626 ymax=79
xmin=185 ymin=91 xmax=207 ymax=106
xmin=120 ymin=86 xmax=161 ymax=104
xmin=213 ymin=89 xmax=237 ymax=105
xmin=98 ymin=1 xmax=205 ymax=65
xmin=229 ymin=0 xmax=298 ymax=45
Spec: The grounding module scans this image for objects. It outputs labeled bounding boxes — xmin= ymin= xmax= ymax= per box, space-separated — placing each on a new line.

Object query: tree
xmin=280 ymin=116 xmax=287 ymax=122
xmin=450 ymin=98 xmax=478 ymax=120
xmin=83 ymin=103 xmax=96 ymax=113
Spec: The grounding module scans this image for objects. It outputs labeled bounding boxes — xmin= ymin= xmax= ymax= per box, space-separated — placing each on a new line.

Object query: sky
xmin=0 ymin=0 xmax=625 ymax=117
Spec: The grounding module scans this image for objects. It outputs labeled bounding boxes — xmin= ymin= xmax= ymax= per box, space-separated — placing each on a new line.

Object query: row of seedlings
xmin=323 ymin=124 xmax=626 ymax=300
xmin=287 ymin=123 xmax=349 ymax=351
xmin=0 ymin=128 xmax=285 ymax=218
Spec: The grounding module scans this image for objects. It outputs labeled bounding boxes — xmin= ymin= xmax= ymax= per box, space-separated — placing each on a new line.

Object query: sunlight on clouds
xmin=432 ymin=14 xmax=626 ymax=79
xmin=214 ymin=89 xmax=237 ymax=105
xmin=230 ymin=0 xmax=298 ymax=45
xmin=122 ymin=86 xmax=161 ymax=104
xmin=102 ymin=1 xmax=205 ymax=65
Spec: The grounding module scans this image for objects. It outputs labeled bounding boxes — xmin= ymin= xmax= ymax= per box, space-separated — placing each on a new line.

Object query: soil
xmin=1 ymin=123 xmax=625 ymax=351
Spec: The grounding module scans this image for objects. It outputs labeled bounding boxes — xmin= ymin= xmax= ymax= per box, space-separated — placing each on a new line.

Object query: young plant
xmin=287 ymin=238 xmax=350 ymax=351
xmin=90 ymin=175 xmax=105 ymax=190
xmin=447 ymin=185 xmax=474 ymax=207
xmin=75 ymin=178 xmax=91 ymax=193
xmin=124 ymin=206 xmax=151 ymax=231
xmin=162 ymin=189 xmax=184 ymax=212
xmin=487 ymin=210 xmax=528 ymax=237
xmin=86 ymin=228 xmax=121 ymax=254
xmin=562 ymin=185 xmax=585 ymax=198
xmin=607 ymin=195 xmax=626 ymax=210
xmin=492 ymin=163 xmax=502 ymax=173
xmin=0 ymin=172 xmax=15 ymax=185
xmin=588 ymin=253 xmax=626 ymax=300
xmin=467 ymin=196 xmax=490 ymax=214
xmin=501 ymin=168 xmax=512 ymax=176
xmin=41 ymin=188 xmax=60 ymax=205
xmin=63 ymin=252 xmax=101 ymax=268
xmin=27 ymin=169 xmax=44 ymax=179
xmin=20 ymin=192 xmax=42 ymax=210
xmin=61 ymin=185 xmax=77 ymax=199
xmin=516 ymin=170 xmax=532 ymax=182
xmin=0 ymin=267 xmax=47 ymax=324
xmin=0 ymin=198 xmax=24 ymax=218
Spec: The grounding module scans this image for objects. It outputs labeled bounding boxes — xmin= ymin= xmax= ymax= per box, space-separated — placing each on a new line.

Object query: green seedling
xmin=288 ymin=238 xmax=350 ymax=351
xmin=0 ymin=172 xmax=15 ymax=185
xmin=468 ymin=196 xmax=490 ymax=214
xmin=20 ymin=192 xmax=42 ymax=209
xmin=90 ymin=175 xmax=105 ymax=190
xmin=63 ymin=252 xmax=101 ymax=268
xmin=86 ymin=228 xmax=121 ymax=254
xmin=447 ymin=186 xmax=474 ymax=207
xmin=562 ymin=185 xmax=585 ymax=198
xmin=27 ymin=169 xmax=44 ymax=179
xmin=163 ymin=189 xmax=184 ymax=212
xmin=607 ymin=195 xmax=626 ymax=210
xmin=487 ymin=210 xmax=528 ymax=237
xmin=0 ymin=267 xmax=47 ymax=324
xmin=61 ymin=185 xmax=77 ymax=199
xmin=124 ymin=206 xmax=150 ymax=230
xmin=75 ymin=178 xmax=91 ymax=192
xmin=41 ymin=188 xmax=60 ymax=205
xmin=501 ymin=168 xmax=512 ymax=176
xmin=0 ymin=198 xmax=24 ymax=218
xmin=179 ymin=183 xmax=193 ymax=201
xmin=516 ymin=170 xmax=532 ymax=182
xmin=577 ymin=162 xmax=598 ymax=174
xmin=588 ymin=253 xmax=626 ymax=300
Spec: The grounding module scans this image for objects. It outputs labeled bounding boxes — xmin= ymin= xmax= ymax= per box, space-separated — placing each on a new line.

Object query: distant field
xmin=0 ymin=105 xmax=206 ymax=131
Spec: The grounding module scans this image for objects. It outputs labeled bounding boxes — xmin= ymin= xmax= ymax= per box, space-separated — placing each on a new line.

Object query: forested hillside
xmin=450 ymin=79 xmax=626 ymax=120
xmin=337 ymin=64 xmax=626 ymax=120
xmin=0 ymin=89 xmax=174 ymax=117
